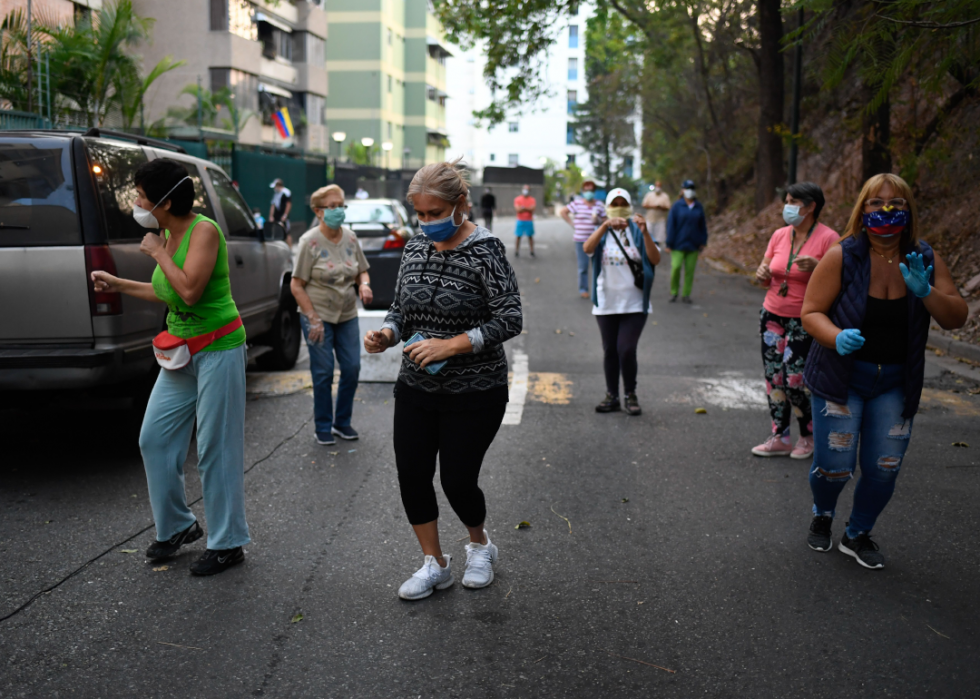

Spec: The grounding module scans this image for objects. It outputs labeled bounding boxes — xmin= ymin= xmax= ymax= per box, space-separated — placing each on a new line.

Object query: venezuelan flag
xmin=273 ymin=107 xmax=293 ymax=139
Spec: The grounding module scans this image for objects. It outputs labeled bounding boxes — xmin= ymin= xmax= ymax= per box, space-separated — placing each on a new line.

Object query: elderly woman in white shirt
xmin=583 ymin=188 xmax=661 ymax=416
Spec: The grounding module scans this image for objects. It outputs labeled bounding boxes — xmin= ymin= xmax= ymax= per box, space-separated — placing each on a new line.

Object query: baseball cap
xmin=681 ymin=179 xmax=696 ymax=189
xmin=605 ymin=187 xmax=632 ymax=207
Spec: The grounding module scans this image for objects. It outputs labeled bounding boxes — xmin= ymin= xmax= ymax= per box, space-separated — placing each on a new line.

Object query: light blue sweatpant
xmin=139 ymin=345 xmax=250 ymax=550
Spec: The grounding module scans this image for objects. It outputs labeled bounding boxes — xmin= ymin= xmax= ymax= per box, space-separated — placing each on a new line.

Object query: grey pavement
xmin=2 ymin=217 xmax=980 ymax=698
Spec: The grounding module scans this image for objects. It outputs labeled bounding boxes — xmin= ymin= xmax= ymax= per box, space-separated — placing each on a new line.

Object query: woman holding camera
xmin=583 ymin=188 xmax=660 ymax=416
xmin=752 ymin=182 xmax=839 ymax=459
xmin=801 ymin=173 xmax=968 ymax=569
xmin=364 ymin=160 xmax=522 ymax=600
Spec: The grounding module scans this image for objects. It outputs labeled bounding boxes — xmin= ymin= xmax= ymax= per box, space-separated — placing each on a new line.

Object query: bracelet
xmin=360 ymin=282 xmax=371 ymax=286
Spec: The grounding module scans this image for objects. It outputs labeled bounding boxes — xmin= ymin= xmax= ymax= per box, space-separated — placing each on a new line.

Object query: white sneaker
xmin=397 ymin=554 xmax=454 ymax=600
xmin=462 ymin=533 xmax=498 ymax=589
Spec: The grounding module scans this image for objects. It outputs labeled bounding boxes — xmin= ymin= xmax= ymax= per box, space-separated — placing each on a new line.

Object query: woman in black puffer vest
xmin=800 ymin=173 xmax=967 ymax=570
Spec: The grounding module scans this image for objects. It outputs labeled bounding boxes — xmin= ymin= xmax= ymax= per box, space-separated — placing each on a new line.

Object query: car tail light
xmin=382 ymin=233 xmax=406 ymax=250
xmin=84 ymin=245 xmax=123 ymax=315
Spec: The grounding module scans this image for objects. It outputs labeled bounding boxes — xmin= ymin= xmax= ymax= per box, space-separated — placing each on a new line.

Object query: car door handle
xmin=234 ymin=254 xmax=244 ymax=267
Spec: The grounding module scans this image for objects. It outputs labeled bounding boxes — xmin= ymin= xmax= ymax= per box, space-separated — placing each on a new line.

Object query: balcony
xmin=260 ymin=56 xmax=298 ymax=87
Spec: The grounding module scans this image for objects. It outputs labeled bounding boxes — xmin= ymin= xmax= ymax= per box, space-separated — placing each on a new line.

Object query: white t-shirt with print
xmin=592 ymin=228 xmax=644 ymax=315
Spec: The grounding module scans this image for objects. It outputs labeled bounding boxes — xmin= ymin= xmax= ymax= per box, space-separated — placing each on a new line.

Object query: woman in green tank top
xmin=90 ymin=159 xmax=250 ymax=576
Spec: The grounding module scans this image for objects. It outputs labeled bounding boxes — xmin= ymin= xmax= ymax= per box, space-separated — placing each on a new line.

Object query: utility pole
xmin=787 ymin=8 xmax=804 ymax=185
xmin=196 ymin=75 xmax=204 ymax=134
xmin=26 ymin=0 xmax=33 ymax=113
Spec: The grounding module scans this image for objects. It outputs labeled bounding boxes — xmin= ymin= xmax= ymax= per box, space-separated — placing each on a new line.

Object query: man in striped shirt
xmin=560 ymin=179 xmax=606 ymax=298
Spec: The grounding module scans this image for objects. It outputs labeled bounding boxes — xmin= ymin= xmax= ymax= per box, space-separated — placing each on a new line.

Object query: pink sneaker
xmin=791 ymin=435 xmax=814 ymax=460
xmin=751 ymin=434 xmax=793 ymax=457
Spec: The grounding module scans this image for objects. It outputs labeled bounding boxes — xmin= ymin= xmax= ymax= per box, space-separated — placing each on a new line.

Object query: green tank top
xmin=151 ymin=214 xmax=246 ymax=352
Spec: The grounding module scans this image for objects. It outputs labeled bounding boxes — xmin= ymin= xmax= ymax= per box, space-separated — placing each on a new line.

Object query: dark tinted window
xmin=207 ymin=168 xmax=257 ymax=238
xmin=160 ymin=159 xmax=216 ymax=221
xmin=0 ymin=137 xmax=80 ymax=247
xmin=85 ymin=139 xmax=148 ymax=240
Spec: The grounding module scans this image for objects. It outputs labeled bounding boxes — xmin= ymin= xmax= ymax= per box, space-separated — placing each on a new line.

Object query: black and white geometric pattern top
xmin=382 ymin=227 xmax=523 ymax=394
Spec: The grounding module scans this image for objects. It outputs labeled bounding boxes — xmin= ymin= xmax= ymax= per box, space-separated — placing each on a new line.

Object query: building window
xmin=569 ymin=26 xmax=578 ymax=49
xmin=624 ymin=156 xmax=634 ymax=178
xmin=566 ymin=154 xmax=576 ymax=167
xmin=292 ymin=33 xmax=325 ymax=65
xmin=259 ymin=22 xmax=293 ymax=61
xmin=211 ymin=67 xmax=259 ymax=114
xmin=570 ymin=2 xmax=579 ymax=15
xmin=388 ymin=75 xmax=392 ymax=93
xmin=387 ymin=122 xmax=393 ymax=139
xmin=568 ymin=58 xmax=578 ymax=81
xmin=490 ymin=153 xmax=496 ymax=162
xmin=304 ymin=93 xmax=326 ymax=126
xmin=508 ymin=153 xmax=519 ymax=166
xmin=427 ymin=86 xmax=437 ymax=101
xmin=508 ymin=122 xmax=518 ymax=133
xmin=387 ymin=28 xmax=393 ymax=46
xmin=567 ymin=89 xmax=577 ymax=115
xmin=566 ymin=123 xmax=576 ymax=145
xmin=211 ymin=0 xmax=257 ymax=41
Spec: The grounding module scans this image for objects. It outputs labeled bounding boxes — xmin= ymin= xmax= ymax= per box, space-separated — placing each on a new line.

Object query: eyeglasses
xmin=865 ymin=198 xmax=908 ymax=210
xmin=314 ymin=204 xmax=348 ymax=211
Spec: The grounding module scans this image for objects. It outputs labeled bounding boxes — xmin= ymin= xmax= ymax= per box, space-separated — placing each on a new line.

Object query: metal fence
xmin=0 ymin=110 xmax=51 ymax=130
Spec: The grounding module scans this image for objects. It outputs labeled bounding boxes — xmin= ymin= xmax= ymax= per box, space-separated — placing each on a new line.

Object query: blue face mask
xmin=782 ymin=204 xmax=806 ymax=227
xmin=320 ymin=207 xmax=345 ymax=229
xmin=863 ymin=209 xmax=909 ymax=238
xmin=582 ymin=190 xmax=595 ymax=201
xmin=419 ymin=204 xmax=461 ymax=242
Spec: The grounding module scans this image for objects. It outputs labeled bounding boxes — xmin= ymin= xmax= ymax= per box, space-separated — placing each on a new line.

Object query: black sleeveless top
xmin=854 ymin=296 xmax=908 ymax=365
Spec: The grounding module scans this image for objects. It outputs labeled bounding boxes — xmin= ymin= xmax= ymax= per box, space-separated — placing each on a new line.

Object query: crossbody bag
xmin=152 ymin=317 xmax=243 ymax=370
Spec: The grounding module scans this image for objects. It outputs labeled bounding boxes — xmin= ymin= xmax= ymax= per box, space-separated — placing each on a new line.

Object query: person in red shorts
xmin=513 ymin=184 xmax=536 ymax=258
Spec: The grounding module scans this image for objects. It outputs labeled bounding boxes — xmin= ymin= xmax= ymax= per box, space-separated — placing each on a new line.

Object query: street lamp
xmin=332 ymin=131 xmax=346 ymax=162
xmin=382 ymin=141 xmax=393 ymax=171
xmin=361 ymin=137 xmax=375 ymax=167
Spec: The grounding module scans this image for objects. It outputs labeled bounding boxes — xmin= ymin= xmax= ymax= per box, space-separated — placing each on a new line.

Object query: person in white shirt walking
xmin=583 ymin=188 xmax=661 ymax=416
xmin=641 ymin=181 xmax=671 ymax=245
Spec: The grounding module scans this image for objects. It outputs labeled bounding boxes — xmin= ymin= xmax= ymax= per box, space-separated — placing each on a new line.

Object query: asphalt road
xmin=2 ymin=216 xmax=980 ymax=698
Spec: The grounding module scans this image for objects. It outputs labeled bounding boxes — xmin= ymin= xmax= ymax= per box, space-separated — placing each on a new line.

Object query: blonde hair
xmin=406 ymin=158 xmax=469 ymax=206
xmin=842 ymin=173 xmax=919 ymax=248
xmin=310 ymin=184 xmax=344 ymax=208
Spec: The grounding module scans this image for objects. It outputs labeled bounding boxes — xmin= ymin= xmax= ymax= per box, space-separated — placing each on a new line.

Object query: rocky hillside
xmin=704 ymin=90 xmax=980 ymax=346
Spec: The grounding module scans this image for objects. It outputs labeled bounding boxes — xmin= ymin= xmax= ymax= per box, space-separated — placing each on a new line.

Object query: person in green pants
xmin=665 ymin=179 xmax=709 ymax=303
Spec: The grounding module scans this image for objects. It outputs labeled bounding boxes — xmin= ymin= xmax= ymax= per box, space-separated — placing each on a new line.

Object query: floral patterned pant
xmin=760 ymin=309 xmax=813 ymax=436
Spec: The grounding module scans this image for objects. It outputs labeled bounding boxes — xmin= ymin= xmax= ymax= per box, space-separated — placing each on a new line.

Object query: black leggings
xmin=393 ymin=397 xmax=506 ymax=527
xmin=595 ymin=313 xmax=647 ymax=396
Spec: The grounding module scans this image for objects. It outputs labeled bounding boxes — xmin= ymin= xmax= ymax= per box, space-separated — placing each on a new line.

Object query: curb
xmin=927 ymin=331 xmax=980 ymax=364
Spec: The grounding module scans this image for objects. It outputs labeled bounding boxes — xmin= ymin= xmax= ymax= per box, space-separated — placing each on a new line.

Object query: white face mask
xmin=522 ymin=188 xmax=530 ymax=195
xmin=683 ymin=188 xmax=696 ymax=200
xmin=132 ymin=176 xmax=192 ymax=229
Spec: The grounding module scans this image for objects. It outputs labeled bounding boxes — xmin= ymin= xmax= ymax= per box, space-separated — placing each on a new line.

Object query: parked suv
xmin=0 ymin=129 xmax=300 ymax=396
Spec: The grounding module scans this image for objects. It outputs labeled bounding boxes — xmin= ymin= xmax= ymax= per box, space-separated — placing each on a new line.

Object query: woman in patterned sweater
xmin=364 ymin=160 xmax=523 ymax=600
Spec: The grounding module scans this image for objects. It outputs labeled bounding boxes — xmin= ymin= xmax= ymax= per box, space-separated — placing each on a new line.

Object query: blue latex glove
xmin=835 ymin=328 xmax=865 ymax=356
xmin=899 ymin=252 xmax=933 ymax=298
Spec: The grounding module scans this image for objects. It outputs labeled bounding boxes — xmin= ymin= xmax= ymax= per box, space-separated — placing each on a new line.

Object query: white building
xmin=445 ymin=2 xmax=641 ymax=185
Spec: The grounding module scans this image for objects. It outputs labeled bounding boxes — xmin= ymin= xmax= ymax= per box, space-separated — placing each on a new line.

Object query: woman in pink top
xmin=752 ymin=182 xmax=840 ymax=459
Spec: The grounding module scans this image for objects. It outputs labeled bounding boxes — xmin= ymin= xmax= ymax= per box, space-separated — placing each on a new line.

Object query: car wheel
xmin=256 ymin=296 xmax=301 ymax=371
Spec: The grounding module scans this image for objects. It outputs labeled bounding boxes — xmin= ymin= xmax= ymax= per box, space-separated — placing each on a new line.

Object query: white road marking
xmin=693 ymin=377 xmax=768 ymax=410
xmin=503 ymin=350 xmax=529 ymax=425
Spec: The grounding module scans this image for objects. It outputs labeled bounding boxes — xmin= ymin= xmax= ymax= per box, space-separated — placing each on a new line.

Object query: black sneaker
xmin=669 ymin=295 xmax=678 ymax=303
xmin=807 ymin=515 xmax=833 ymax=552
xmin=595 ymin=393 xmax=621 ymax=413
xmin=530 ymin=250 xmax=536 ymax=257
xmin=624 ymin=393 xmax=642 ymax=416
xmin=332 ymin=425 xmax=359 ymax=441
xmin=316 ymin=433 xmax=336 ymax=446
xmin=681 ymin=296 xmax=693 ymax=304
xmin=189 ymin=547 xmax=245 ymax=576
xmin=839 ymin=529 xmax=884 ymax=569
xmin=146 ymin=521 xmax=203 ymax=562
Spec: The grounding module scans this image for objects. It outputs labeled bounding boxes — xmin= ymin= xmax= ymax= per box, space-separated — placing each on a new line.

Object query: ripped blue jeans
xmin=809 ymin=361 xmax=912 ymax=538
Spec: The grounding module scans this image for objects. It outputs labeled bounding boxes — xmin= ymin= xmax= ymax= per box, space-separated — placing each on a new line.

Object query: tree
xmin=1 ymin=0 xmax=183 ymax=129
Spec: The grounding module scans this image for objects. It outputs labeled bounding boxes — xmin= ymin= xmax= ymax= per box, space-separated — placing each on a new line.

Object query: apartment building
xmin=134 ymin=0 xmax=329 ymax=152
xmin=446 ymin=2 xmax=641 ymax=184
xmin=0 ymin=0 xmax=100 ymax=23
xmin=325 ymin=0 xmax=450 ymax=170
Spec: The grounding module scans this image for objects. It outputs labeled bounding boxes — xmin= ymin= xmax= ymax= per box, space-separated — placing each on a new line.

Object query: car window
xmin=0 ymin=137 xmax=81 ymax=247
xmin=85 ymin=139 xmax=149 ymax=241
xmin=207 ymin=168 xmax=257 ymax=238
xmin=346 ymin=201 xmax=397 ymax=224
xmin=160 ymin=159 xmax=215 ymax=222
